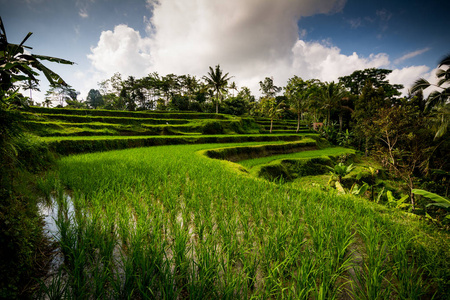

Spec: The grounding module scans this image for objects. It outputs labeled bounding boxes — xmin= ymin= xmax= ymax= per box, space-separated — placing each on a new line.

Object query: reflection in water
xmin=38 ymin=194 xmax=75 ymax=269
xmin=39 ymin=194 xmax=75 ymax=240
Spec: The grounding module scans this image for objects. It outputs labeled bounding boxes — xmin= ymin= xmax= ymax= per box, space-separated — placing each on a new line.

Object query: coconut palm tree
xmin=320 ymin=81 xmax=347 ymax=127
xmin=20 ymin=79 xmax=40 ymax=103
xmin=285 ymin=76 xmax=320 ymax=133
xmin=203 ymin=65 xmax=232 ymax=114
xmin=411 ymin=54 xmax=450 ymax=109
xmin=411 ymin=54 xmax=450 ymax=138
xmin=259 ymin=97 xmax=285 ymax=133
xmin=229 ymin=81 xmax=238 ymax=97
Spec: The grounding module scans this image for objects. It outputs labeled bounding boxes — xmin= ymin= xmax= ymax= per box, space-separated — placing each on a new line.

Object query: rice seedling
xmin=36 ymin=142 xmax=450 ymax=299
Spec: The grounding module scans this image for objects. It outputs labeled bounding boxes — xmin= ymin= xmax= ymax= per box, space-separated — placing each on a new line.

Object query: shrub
xmin=201 ymin=120 xmax=224 ymax=134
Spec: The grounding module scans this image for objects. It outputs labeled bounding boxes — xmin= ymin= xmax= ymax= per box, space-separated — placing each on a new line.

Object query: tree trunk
xmin=216 ymin=94 xmax=219 ymax=114
xmin=270 ymin=119 xmax=273 ymax=133
xmin=328 ymin=109 xmax=331 ymax=126
xmin=365 ymin=136 xmax=369 ymax=157
xmin=296 ymin=112 xmax=300 ymax=133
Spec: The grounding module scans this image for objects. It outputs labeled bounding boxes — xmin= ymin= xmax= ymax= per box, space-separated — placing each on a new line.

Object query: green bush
xmin=201 ymin=120 xmax=224 ymax=134
xmin=15 ymin=134 xmax=55 ymax=172
xmin=258 ymin=157 xmax=332 ymax=182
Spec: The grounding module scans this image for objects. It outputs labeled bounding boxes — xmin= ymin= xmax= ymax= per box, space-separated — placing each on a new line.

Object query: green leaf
xmin=32 ymin=54 xmax=75 ymax=65
xmin=412 ymin=189 xmax=450 ymax=204
xmin=335 ymin=181 xmax=346 ymax=194
xmin=387 ymin=190 xmax=394 ymax=203
xmin=410 ymin=78 xmax=431 ymax=93
xmin=426 ymin=203 xmax=450 ymax=209
xmin=412 ymin=189 xmax=450 ymax=209
xmin=358 ymin=182 xmax=370 ymax=195
xmin=376 ymin=187 xmax=385 ymax=204
xmin=397 ymin=195 xmax=409 ymax=204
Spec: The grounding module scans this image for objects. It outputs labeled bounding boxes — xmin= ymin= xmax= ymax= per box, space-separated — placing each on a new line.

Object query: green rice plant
xmin=388 ymin=227 xmax=428 ymax=299
xmin=290 ymin=249 xmax=317 ymax=299
xmin=189 ymin=242 xmax=220 ymax=298
xmin=171 ymin=219 xmax=191 ymax=292
xmin=36 ymin=269 xmax=69 ymax=300
xmin=38 ymin=142 xmax=450 ymax=299
xmin=352 ymin=220 xmax=391 ymax=300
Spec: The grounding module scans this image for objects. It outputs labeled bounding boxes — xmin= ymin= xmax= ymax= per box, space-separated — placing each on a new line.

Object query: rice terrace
xmin=1 ymin=13 xmax=450 ymax=300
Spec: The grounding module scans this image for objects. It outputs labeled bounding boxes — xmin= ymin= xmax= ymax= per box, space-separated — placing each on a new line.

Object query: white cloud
xmin=386 ymin=65 xmax=430 ymax=95
xmin=85 ymin=0 xmax=429 ymax=98
xmin=87 ymin=24 xmax=153 ymax=79
xmin=394 ymin=47 xmax=431 ymax=65
xmin=291 ymin=40 xmax=390 ymax=82
xmin=147 ymin=0 xmax=347 ymax=78
xmin=79 ymin=8 xmax=88 ymax=18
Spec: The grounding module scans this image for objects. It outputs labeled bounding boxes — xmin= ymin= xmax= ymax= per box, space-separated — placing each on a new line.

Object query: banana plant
xmin=412 ymin=189 xmax=450 ymax=220
xmin=335 ymin=181 xmax=369 ymax=196
xmin=386 ymin=191 xmax=410 ymax=209
xmin=327 ymin=162 xmax=355 ymax=183
xmin=0 ymin=16 xmax=74 ymax=101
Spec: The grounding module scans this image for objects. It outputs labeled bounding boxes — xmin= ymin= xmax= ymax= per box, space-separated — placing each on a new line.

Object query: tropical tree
xmin=320 ymin=81 xmax=347 ymax=127
xmin=327 ymin=162 xmax=355 ymax=183
xmin=229 ymin=81 xmax=238 ymax=97
xmin=411 ymin=54 xmax=450 ymax=138
xmin=0 ymin=17 xmax=74 ymax=101
xmin=203 ymin=65 xmax=232 ymax=114
xmin=259 ymin=77 xmax=281 ymax=99
xmin=86 ymin=88 xmax=104 ymax=108
xmin=352 ymin=82 xmax=390 ymax=155
xmin=20 ymin=79 xmax=40 ymax=103
xmin=285 ymin=76 xmax=320 ymax=132
xmin=258 ymin=97 xmax=285 ymax=133
xmin=45 ymin=84 xmax=78 ymax=107
xmin=339 ymin=68 xmax=403 ymax=98
xmin=43 ymin=97 xmax=52 ymax=108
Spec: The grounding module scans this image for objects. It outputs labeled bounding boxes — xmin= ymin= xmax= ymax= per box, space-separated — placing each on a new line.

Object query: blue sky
xmin=2 ymin=0 xmax=449 ymax=104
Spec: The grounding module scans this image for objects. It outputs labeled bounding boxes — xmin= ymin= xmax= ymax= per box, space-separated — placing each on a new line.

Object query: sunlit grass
xmin=37 ymin=143 xmax=450 ymax=299
xmin=239 ymin=146 xmax=355 ymax=168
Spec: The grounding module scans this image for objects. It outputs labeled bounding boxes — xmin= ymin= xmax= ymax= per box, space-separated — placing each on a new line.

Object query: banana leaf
xmin=412 ymin=189 xmax=450 ymax=209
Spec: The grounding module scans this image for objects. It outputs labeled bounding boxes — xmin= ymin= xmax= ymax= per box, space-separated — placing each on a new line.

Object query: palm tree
xmin=20 ymin=79 xmax=40 ymax=103
xmin=203 ymin=65 xmax=232 ymax=114
xmin=259 ymin=97 xmax=285 ymax=133
xmin=411 ymin=54 xmax=450 ymax=139
xmin=285 ymin=76 xmax=320 ymax=133
xmin=320 ymin=81 xmax=347 ymax=127
xmin=229 ymin=81 xmax=238 ymax=97
xmin=411 ymin=54 xmax=450 ymax=109
xmin=259 ymin=77 xmax=281 ymax=99
xmin=43 ymin=97 xmax=52 ymax=108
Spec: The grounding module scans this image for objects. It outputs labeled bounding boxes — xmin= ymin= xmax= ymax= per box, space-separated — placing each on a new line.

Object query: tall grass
xmin=37 ymin=142 xmax=450 ymax=299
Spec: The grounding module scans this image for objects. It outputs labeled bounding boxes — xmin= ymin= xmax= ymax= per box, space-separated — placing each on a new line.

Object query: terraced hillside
xmin=21 ymin=107 xmax=317 ymax=154
xmin=20 ymin=107 xmax=449 ymax=299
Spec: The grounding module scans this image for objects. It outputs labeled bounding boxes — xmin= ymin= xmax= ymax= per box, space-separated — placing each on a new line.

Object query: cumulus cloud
xmin=147 ymin=0 xmax=347 ymax=81
xmin=386 ymin=65 xmax=430 ymax=95
xmin=292 ymin=40 xmax=390 ymax=81
xmin=87 ymin=24 xmax=153 ymax=78
xmin=86 ymin=0 xmax=427 ymax=96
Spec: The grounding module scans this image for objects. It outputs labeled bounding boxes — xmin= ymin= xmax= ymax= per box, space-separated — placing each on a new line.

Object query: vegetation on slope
xmin=34 ymin=144 xmax=450 ymax=299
